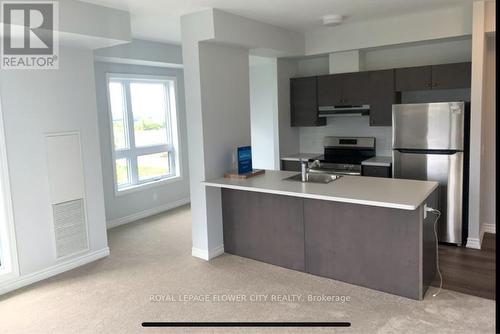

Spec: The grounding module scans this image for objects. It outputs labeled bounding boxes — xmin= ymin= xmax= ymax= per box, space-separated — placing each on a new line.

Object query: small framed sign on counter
xmin=237 ymin=146 xmax=252 ymax=174
xmin=224 ymin=146 xmax=264 ymax=179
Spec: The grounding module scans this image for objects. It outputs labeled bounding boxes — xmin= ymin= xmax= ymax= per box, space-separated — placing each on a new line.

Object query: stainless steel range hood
xmin=318 ymin=105 xmax=370 ymax=117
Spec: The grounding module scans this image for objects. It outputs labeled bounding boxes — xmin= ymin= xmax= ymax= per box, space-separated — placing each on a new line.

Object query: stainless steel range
xmin=309 ymin=136 xmax=376 ymax=176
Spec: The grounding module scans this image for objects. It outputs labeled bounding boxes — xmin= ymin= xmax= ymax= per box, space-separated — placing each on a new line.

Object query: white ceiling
xmin=81 ymin=0 xmax=473 ymax=45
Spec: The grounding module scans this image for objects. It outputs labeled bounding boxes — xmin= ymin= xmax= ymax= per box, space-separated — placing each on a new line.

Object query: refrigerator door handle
xmin=394 ymin=148 xmax=462 ymax=155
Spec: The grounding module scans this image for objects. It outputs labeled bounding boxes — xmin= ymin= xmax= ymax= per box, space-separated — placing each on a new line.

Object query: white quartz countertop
xmin=204 ymin=170 xmax=438 ymax=210
xmin=361 ymin=156 xmax=392 ymax=167
xmin=280 ymin=153 xmax=322 ymax=161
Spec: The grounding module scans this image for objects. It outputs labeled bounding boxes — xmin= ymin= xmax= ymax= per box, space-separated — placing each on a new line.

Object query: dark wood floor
xmin=431 ymin=233 xmax=496 ymax=300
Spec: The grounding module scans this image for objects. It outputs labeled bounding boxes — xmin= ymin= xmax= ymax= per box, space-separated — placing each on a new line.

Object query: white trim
xmin=482 ymin=223 xmax=496 ymax=234
xmin=191 ymin=244 xmax=225 ymax=261
xmin=477 ymin=223 xmax=496 ymax=250
xmin=0 ymin=247 xmax=110 ymax=296
xmin=0 ymin=93 xmax=20 ymax=283
xmin=106 ymin=197 xmax=190 ymax=229
xmin=114 ymin=174 xmax=183 ymax=196
xmin=465 ymin=237 xmax=481 ymax=249
xmin=95 ymin=56 xmax=184 ymax=69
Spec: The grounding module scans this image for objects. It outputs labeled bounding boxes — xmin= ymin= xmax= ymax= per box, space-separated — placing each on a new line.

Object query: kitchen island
xmin=204 ymin=170 xmax=439 ymax=300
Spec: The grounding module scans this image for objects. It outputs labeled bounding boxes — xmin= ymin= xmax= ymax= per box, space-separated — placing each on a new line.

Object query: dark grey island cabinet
xmin=221 ymin=188 xmax=438 ymax=300
xmin=222 ymin=190 xmax=305 ymax=271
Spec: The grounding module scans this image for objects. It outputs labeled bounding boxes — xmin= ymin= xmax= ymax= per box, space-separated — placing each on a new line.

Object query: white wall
xmin=199 ymin=43 xmax=252 ymax=178
xmin=0 ymin=0 xmax=131 ymax=48
xmin=329 ymin=50 xmax=362 ymax=74
xmin=212 ymin=9 xmax=304 ymax=57
xmin=363 ymin=38 xmax=472 ymax=70
xmin=94 ymin=39 xmax=183 ymax=67
xmin=193 ymin=42 xmax=251 ymax=257
xmin=0 ymin=0 xmax=132 ymax=49
xmin=296 ymin=56 xmax=329 ymax=77
xmin=305 ymin=4 xmax=472 ymax=56
xmin=485 ymin=1 xmax=496 ymax=33
xmin=468 ymin=1 xmax=492 ymax=248
xmin=93 ymin=61 xmax=190 ymax=226
xmin=479 ymin=35 xmax=495 ymax=233
xmin=0 ymin=47 xmax=108 ymax=286
xmin=277 ymin=59 xmax=300 ymax=156
xmin=249 ymin=56 xmax=280 ymax=170
xmin=59 ymin=0 xmax=130 ymax=43
xmin=181 ymin=9 xmax=306 ymax=260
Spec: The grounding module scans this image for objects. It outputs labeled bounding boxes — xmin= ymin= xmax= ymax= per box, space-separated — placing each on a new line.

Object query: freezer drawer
xmin=392 ymin=102 xmax=464 ymax=150
xmin=393 ymin=150 xmax=463 ymax=244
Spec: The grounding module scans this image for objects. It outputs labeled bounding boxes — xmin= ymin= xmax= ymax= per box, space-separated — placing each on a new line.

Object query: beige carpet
xmin=0 ymin=205 xmax=495 ymax=334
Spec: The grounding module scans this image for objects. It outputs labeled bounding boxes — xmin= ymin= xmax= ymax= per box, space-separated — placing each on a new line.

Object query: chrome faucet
xmin=300 ymin=159 xmax=321 ymax=182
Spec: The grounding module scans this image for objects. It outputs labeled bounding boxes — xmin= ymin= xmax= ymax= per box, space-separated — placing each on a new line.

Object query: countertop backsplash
xmin=299 ymin=116 xmax=393 ymax=157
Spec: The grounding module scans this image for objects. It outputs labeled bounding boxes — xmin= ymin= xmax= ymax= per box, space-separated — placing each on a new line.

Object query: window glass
xmin=115 ymin=158 xmax=130 ymax=186
xmin=129 ymin=82 xmax=168 ymax=147
xmin=137 ymin=152 xmax=170 ymax=181
xmin=108 ymin=82 xmax=127 ymax=150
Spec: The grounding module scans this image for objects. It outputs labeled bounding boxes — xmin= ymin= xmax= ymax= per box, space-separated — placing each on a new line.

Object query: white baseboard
xmin=477 ymin=223 xmax=496 ymax=249
xmin=466 ymin=237 xmax=481 ymax=249
xmin=192 ymin=244 xmax=224 ymax=261
xmin=107 ymin=197 xmax=190 ymax=229
xmin=482 ymin=223 xmax=496 ymax=234
xmin=0 ymin=247 xmax=110 ymax=296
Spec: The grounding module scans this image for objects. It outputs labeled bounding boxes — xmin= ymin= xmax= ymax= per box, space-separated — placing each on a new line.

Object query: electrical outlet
xmin=424 ymin=204 xmax=428 ymax=219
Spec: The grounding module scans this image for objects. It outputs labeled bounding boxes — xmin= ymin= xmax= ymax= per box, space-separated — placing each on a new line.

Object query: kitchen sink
xmin=283 ymin=173 xmax=342 ymax=184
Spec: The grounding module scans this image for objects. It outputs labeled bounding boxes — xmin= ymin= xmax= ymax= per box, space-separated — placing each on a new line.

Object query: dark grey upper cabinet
xmin=290 ymin=77 xmax=326 ymax=127
xmin=431 ymin=62 xmax=471 ymax=89
xmin=317 ymin=70 xmax=395 ymax=126
xmin=317 ymin=72 xmax=369 ymax=106
xmin=291 ymin=62 xmax=470 ymax=128
xmin=368 ymin=69 xmax=396 ymax=126
xmin=395 ymin=62 xmax=471 ymax=91
xmin=395 ymin=65 xmax=432 ymax=91
xmin=341 ymin=72 xmax=370 ymax=105
xmin=317 ymin=74 xmax=342 ymax=106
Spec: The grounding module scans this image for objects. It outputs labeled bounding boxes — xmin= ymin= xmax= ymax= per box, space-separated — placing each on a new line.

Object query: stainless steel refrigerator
xmin=392 ymin=102 xmax=468 ymax=245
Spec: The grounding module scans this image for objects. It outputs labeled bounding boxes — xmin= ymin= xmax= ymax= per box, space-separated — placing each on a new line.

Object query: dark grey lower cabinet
xmin=362 ymin=165 xmax=392 ymax=178
xmin=222 ymin=189 xmax=305 ymax=271
xmin=281 ymin=160 xmax=301 ymax=172
xmin=221 ymin=188 xmax=437 ymax=299
xmin=304 ymin=199 xmax=421 ymax=299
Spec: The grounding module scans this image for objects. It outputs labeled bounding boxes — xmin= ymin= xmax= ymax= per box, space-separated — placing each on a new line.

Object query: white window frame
xmin=106 ymin=73 xmax=182 ymax=195
xmin=0 ymin=95 xmax=19 ymax=283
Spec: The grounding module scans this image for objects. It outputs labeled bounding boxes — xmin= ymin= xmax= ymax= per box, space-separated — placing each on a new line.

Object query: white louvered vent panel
xmin=53 ymin=199 xmax=88 ymax=258
xmin=46 ymin=132 xmax=88 ymax=259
